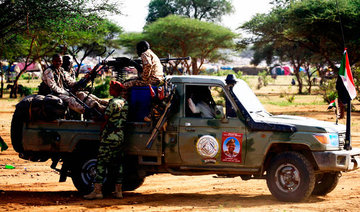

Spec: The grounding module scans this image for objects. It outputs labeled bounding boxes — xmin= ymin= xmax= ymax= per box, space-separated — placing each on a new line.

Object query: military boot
xmin=83 ymin=183 xmax=103 ymax=200
xmin=113 ymin=184 xmax=123 ymax=199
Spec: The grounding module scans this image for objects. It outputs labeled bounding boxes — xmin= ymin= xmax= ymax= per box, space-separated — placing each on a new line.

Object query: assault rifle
xmin=73 ymin=50 xmax=115 ymax=92
xmin=106 ymin=56 xmax=190 ymax=81
xmin=133 ymin=56 xmax=191 ymax=65
xmin=64 ymin=88 xmax=103 ymax=118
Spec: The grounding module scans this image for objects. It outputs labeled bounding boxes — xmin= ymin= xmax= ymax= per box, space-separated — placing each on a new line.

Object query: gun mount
xmin=106 ymin=56 xmax=191 ymax=82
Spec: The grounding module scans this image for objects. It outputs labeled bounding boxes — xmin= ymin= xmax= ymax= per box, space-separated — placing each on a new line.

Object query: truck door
xmin=178 ymin=84 xmax=247 ymax=167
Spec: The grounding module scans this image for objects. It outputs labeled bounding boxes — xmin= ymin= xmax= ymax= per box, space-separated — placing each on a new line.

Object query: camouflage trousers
xmin=94 ymin=133 xmax=124 ymax=184
xmin=123 ymin=76 xmax=162 ymax=89
xmin=58 ymin=91 xmax=108 ymax=114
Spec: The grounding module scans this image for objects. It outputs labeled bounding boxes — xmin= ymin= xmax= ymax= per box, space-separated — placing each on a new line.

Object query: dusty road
xmin=1 ymin=99 xmax=360 ymax=211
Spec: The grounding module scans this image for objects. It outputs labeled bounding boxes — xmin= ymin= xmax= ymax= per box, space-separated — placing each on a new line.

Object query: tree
xmin=64 ymin=16 xmax=123 ymax=77
xmin=120 ymin=16 xmax=236 ymax=75
xmin=146 ymin=0 xmax=233 ymax=23
xmin=241 ymin=0 xmax=360 ymax=94
xmin=0 ymin=0 xmax=122 ymax=97
xmin=141 ymin=15 xmax=236 ymax=74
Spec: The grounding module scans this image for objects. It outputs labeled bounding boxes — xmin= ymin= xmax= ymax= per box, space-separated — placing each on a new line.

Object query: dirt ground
xmin=1 ymin=85 xmax=360 ymax=211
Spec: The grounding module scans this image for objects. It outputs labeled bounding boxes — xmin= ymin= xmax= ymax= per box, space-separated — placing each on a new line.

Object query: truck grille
xmin=338 ymin=133 xmax=345 ymax=149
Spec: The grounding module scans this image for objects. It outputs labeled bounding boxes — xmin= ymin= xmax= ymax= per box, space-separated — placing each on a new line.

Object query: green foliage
xmin=20 ymin=86 xmax=33 ymax=96
xmin=143 ymin=15 xmax=237 ymax=74
xmin=257 ymin=70 xmax=269 ymax=89
xmin=280 ymin=86 xmax=295 ymax=103
xmin=0 ymin=0 xmax=122 ymax=97
xmin=118 ymin=32 xmax=145 ymax=56
xmin=241 ymin=0 xmax=360 ymax=94
xmin=352 ymin=67 xmax=360 ymax=102
xmin=20 ymin=73 xmax=31 ymax=80
xmin=65 ymin=15 xmax=123 ymax=76
xmin=319 ymin=78 xmax=337 ymax=103
xmin=93 ymin=79 xmax=110 ymax=98
xmin=146 ymin=0 xmax=234 ymax=23
xmin=119 ymin=15 xmax=237 ymax=74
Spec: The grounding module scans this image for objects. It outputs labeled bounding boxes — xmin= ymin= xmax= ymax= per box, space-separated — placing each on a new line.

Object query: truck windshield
xmin=232 ymin=80 xmax=270 ymax=118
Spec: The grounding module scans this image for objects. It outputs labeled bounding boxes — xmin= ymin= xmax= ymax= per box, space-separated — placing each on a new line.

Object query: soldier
xmin=84 ymin=80 xmax=128 ymax=200
xmin=61 ymin=55 xmax=75 ymax=79
xmin=123 ymin=41 xmax=164 ymax=88
xmin=42 ymin=54 xmax=107 ymax=114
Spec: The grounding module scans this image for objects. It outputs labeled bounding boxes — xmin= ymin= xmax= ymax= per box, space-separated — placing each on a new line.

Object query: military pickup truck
xmin=11 ymin=74 xmax=360 ymax=202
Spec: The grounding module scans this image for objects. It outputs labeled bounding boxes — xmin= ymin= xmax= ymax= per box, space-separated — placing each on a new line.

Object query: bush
xmin=20 ymin=73 xmax=31 ymax=80
xmin=257 ymin=70 xmax=269 ymax=89
xmin=353 ymin=67 xmax=360 ymax=102
xmin=93 ymin=79 xmax=110 ymax=98
xmin=280 ymin=86 xmax=295 ymax=103
xmin=20 ymin=86 xmax=33 ymax=96
xmin=319 ymin=78 xmax=337 ymax=103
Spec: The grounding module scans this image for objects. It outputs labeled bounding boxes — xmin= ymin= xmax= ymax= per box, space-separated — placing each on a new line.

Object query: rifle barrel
xmin=133 ymin=56 xmax=190 ymax=65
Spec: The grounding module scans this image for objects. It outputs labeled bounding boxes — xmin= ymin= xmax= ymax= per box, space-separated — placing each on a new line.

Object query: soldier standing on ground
xmin=42 ymin=54 xmax=107 ymax=114
xmin=123 ymin=41 xmax=164 ymax=88
xmin=84 ymin=80 xmax=128 ymax=200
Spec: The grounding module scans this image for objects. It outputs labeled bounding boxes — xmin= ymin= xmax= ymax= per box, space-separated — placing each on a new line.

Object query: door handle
xmin=185 ymin=127 xmax=195 ymax=132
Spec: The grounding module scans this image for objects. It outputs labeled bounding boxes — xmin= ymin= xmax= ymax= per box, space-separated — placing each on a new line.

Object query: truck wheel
xmin=71 ymin=157 xmax=98 ymax=194
xmin=71 ymin=156 xmax=145 ymax=194
xmin=11 ymin=100 xmax=28 ymax=153
xmin=266 ymin=152 xmax=315 ymax=202
xmin=312 ymin=172 xmax=340 ymax=196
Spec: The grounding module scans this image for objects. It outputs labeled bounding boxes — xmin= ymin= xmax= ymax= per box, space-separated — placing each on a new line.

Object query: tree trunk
xmin=0 ymin=67 xmax=3 ymax=98
xmin=296 ymin=74 xmax=303 ymax=94
xmin=191 ymin=58 xmax=198 ymax=75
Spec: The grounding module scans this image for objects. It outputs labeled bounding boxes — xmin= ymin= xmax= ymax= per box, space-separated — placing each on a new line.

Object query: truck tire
xmin=11 ymin=94 xmax=67 ymax=154
xmin=71 ymin=156 xmax=145 ymax=194
xmin=11 ymin=95 xmax=34 ymax=153
xmin=71 ymin=156 xmax=98 ymax=194
xmin=266 ymin=152 xmax=315 ymax=202
xmin=312 ymin=172 xmax=340 ymax=196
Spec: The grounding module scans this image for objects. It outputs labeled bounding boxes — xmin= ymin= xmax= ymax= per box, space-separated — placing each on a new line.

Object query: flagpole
xmin=344 ymin=99 xmax=352 ymax=150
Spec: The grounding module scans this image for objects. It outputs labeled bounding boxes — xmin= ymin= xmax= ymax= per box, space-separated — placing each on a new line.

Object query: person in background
xmin=84 ymin=80 xmax=128 ymax=200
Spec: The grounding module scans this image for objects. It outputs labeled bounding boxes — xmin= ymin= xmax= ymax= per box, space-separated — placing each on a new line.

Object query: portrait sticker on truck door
xmin=196 ymin=135 xmax=219 ymax=163
xmin=221 ymin=132 xmax=243 ymax=163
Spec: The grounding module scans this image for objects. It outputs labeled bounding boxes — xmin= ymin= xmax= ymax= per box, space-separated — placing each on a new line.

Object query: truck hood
xmin=254 ymin=114 xmax=345 ymax=133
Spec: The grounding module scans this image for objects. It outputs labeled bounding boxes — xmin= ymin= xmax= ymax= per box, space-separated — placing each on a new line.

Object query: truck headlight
xmin=313 ymin=133 xmax=339 ymax=147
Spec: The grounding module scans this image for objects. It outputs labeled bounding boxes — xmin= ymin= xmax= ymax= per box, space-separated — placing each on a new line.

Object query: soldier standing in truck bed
xmin=84 ymin=80 xmax=128 ymax=200
xmin=41 ymin=54 xmax=107 ymax=114
xmin=123 ymin=41 xmax=164 ymax=88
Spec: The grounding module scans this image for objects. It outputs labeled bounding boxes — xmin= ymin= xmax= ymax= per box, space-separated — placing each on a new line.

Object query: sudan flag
xmin=336 ymin=49 xmax=357 ymax=104
xmin=327 ymin=99 xmax=336 ymax=110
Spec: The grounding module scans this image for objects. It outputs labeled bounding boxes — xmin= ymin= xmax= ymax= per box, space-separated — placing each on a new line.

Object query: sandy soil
xmin=1 ymin=95 xmax=360 ymax=212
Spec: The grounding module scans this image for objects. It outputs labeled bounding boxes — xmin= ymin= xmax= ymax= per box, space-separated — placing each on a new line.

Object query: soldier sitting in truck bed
xmin=41 ymin=54 xmax=107 ymax=115
xmin=123 ymin=41 xmax=164 ymax=89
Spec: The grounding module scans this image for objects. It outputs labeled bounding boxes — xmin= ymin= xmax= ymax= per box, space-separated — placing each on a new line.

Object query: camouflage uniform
xmin=94 ymin=97 xmax=128 ymax=184
xmin=124 ymin=49 xmax=164 ymax=88
xmin=42 ymin=66 xmax=107 ymax=114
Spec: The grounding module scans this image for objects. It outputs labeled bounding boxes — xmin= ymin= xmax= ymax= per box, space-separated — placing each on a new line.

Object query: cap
xmin=110 ymin=80 xmax=125 ymax=90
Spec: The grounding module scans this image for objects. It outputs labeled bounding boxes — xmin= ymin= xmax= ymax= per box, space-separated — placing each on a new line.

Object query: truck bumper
xmin=312 ymin=148 xmax=360 ymax=172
